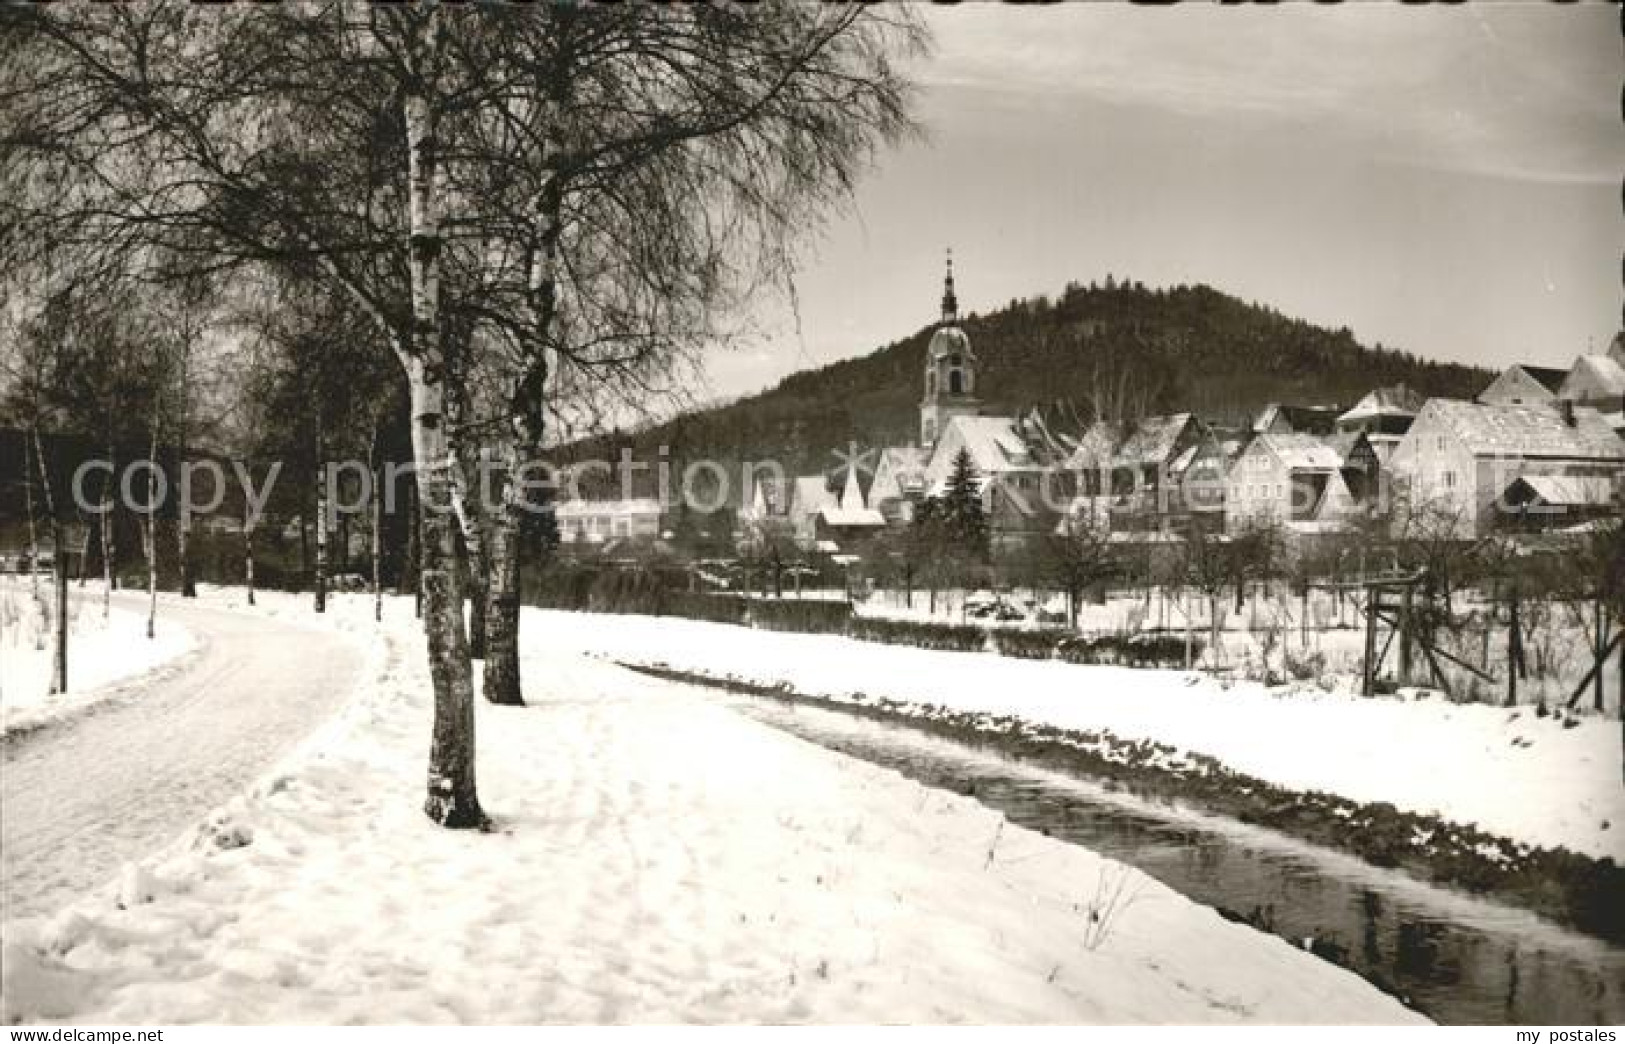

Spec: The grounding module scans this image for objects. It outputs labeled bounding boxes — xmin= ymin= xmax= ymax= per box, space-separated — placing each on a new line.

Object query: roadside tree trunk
xmin=370 ymin=422 xmax=382 ymax=623
xmin=403 ymin=59 xmax=484 ymax=828
xmin=24 ymin=425 xmax=41 ymax=602
xmin=244 ymin=502 xmax=257 ymax=607
xmin=483 ymin=427 xmax=539 ymax=706
xmin=101 ymin=440 xmax=115 ymax=615
xmin=177 ymin=382 xmax=194 ymax=598
xmin=145 ymin=426 xmax=158 ymax=639
xmin=313 ymin=418 xmax=327 ymax=614
xmin=408 ymin=355 xmax=485 ymax=828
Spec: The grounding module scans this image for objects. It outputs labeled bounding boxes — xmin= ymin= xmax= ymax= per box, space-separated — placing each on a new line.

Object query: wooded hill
xmin=561 ymin=279 xmax=1493 ymax=504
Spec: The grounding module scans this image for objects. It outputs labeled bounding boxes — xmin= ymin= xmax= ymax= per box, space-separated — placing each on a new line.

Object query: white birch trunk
xmin=403 ymin=53 xmax=484 ymax=828
xmin=314 ymin=417 xmax=327 ymax=614
xmin=145 ymin=426 xmax=158 ymax=640
xmin=101 ymin=441 xmax=114 ymax=618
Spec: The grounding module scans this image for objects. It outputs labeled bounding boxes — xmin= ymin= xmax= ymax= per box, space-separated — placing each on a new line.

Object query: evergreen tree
xmin=939 ymin=447 xmax=990 ymax=561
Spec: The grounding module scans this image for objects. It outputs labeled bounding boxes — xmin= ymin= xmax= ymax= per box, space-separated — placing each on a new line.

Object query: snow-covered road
xmin=1 ymin=593 xmax=363 ymax=921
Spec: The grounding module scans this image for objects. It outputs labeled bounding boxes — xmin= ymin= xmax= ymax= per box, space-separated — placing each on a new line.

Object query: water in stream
xmin=717 ymin=692 xmax=1625 ymax=1026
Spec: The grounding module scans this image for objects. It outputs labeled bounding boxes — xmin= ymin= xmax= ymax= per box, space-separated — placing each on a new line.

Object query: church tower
xmin=920 ymin=251 xmax=979 ymax=449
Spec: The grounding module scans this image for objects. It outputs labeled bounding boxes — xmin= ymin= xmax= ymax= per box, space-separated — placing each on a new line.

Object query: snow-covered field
xmin=530 ymin=610 xmax=1625 ymax=862
xmin=1 ymin=589 xmax=1422 ymax=1024
xmin=0 ymin=578 xmax=195 ymax=736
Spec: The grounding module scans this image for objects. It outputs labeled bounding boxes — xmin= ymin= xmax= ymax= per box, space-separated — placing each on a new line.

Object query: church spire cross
xmin=940 ymin=248 xmax=958 ymax=323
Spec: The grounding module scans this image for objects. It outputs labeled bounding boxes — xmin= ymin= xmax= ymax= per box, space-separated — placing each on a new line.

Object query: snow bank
xmin=0 ymin=581 xmax=196 ymax=737
xmin=2 ymin=590 xmax=1420 ymax=1024
xmin=527 ymin=610 xmax=1625 ymax=863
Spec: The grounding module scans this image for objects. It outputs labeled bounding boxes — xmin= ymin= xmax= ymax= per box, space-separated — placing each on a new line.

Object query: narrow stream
xmin=716 ymin=691 xmax=1625 ymax=1026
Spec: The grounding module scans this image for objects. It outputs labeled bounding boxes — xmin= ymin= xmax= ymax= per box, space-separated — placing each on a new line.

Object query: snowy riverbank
xmin=527 ymin=609 xmax=1624 ymax=864
xmin=1 ymin=589 xmax=1423 ymax=1024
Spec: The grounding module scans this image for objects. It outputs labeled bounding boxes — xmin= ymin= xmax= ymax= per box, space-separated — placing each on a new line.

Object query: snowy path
xmin=1 ymin=593 xmax=362 ymax=921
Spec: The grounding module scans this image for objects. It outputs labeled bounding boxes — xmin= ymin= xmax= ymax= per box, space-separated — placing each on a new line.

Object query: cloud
xmin=918 ymin=4 xmax=1622 ymax=185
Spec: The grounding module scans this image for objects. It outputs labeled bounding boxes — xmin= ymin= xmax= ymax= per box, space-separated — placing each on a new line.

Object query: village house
xmin=923 ymin=413 xmax=1071 ymax=554
xmin=1335 ymin=383 xmax=1424 ymax=465
xmin=1557 ymin=352 xmax=1625 ymax=419
xmin=786 ymin=474 xmax=836 ymax=550
xmin=813 ymin=466 xmax=887 ymax=549
xmin=736 ymin=474 xmax=795 ymax=551
xmin=1477 ymin=364 xmax=1568 ymax=407
xmin=1388 ymin=399 xmax=1625 ymax=537
xmin=867 ymin=446 xmax=927 ymax=526
xmin=1100 ymin=413 xmax=1211 ymax=533
xmin=1224 ymin=433 xmax=1357 ymax=535
xmin=554 ymin=496 xmax=664 ymax=546
xmin=1500 ymin=474 xmax=1622 ymax=532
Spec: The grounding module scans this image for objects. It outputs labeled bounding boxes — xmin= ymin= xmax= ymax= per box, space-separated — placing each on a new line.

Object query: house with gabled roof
xmin=815 ymin=466 xmax=886 ymax=547
xmin=1477 ymin=364 xmax=1568 ymax=408
xmin=1389 ymin=399 xmax=1625 ymax=537
xmin=1336 ymin=383 xmax=1424 ymax=464
xmin=1225 ymin=433 xmax=1357 ymax=535
xmin=868 ymin=446 xmax=928 ymax=526
xmin=1501 ymin=475 xmax=1621 ymax=531
xmin=1105 ymin=413 xmax=1210 ymax=532
xmin=923 ymin=413 xmax=1071 ymax=553
xmin=1558 ymin=353 xmax=1625 ymax=417
xmin=786 ymin=474 xmax=837 ymax=550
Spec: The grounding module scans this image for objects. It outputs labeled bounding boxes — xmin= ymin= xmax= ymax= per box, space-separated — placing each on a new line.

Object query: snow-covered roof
xmin=941 ymin=415 xmax=1036 ymax=473
xmin=1560 ymin=354 xmax=1625 ymax=400
xmin=1421 ymin=399 xmax=1625 ymax=460
xmin=1509 ymin=475 xmax=1617 ymax=508
xmin=1338 ymin=384 xmax=1425 ymax=423
xmin=1322 ymin=432 xmax=1372 ymax=465
xmin=1255 ymin=434 xmax=1342 ymax=471
xmin=817 ymin=506 xmax=886 ymax=528
xmin=1115 ymin=414 xmax=1194 ymax=466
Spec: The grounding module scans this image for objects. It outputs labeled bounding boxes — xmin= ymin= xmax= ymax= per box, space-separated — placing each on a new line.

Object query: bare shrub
xmin=1081 ymin=862 xmax=1143 ymax=951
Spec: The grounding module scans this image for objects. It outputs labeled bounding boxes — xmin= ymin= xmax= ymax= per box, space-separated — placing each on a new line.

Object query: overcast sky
xmin=699 ymin=2 xmax=1622 ymax=405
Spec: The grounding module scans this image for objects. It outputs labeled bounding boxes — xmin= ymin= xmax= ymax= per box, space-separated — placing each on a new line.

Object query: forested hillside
xmin=561 ymin=279 xmax=1493 ymax=503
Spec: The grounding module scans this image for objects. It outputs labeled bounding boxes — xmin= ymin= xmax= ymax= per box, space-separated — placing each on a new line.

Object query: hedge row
xmin=743 ymin=597 xmax=855 ymax=636
xmin=523 ymin=566 xmax=1200 ymax=670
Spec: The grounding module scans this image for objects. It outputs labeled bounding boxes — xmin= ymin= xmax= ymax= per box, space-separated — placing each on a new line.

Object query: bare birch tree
xmin=1 ymin=3 xmax=924 ymax=826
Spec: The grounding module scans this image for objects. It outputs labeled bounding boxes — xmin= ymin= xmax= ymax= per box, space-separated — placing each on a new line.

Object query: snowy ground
xmin=0 ymin=578 xmax=196 ymax=737
xmin=1 ymin=589 xmax=1422 ymax=1024
xmin=529 ymin=610 xmax=1625 ymax=863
